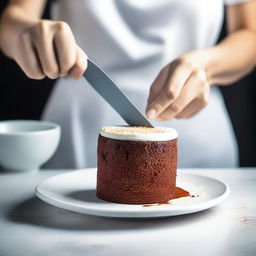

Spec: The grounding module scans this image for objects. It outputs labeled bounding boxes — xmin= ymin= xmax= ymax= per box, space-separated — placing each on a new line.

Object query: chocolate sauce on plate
xmin=142 ymin=187 xmax=190 ymax=207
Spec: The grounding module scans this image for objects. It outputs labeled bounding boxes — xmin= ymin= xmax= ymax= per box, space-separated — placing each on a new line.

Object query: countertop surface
xmin=0 ymin=168 xmax=255 ymax=256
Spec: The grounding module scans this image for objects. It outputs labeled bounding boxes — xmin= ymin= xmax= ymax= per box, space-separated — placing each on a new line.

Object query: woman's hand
xmin=0 ymin=7 xmax=87 ymax=80
xmin=146 ymin=0 xmax=256 ymax=122
xmin=146 ymin=51 xmax=211 ymax=121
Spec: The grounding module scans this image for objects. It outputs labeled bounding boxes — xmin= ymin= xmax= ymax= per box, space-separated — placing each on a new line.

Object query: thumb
xmin=70 ymin=45 xmax=88 ymax=80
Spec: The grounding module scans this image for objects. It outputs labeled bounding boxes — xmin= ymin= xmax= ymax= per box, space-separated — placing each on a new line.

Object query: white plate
xmin=36 ymin=168 xmax=230 ymax=218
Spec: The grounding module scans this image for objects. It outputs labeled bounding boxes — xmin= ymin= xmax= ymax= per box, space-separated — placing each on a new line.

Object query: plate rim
xmin=36 ymin=168 xmax=230 ymax=218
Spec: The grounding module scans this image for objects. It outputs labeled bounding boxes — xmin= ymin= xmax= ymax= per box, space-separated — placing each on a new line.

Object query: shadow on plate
xmin=7 ymin=190 xmax=216 ymax=231
xmin=68 ymin=189 xmax=105 ymax=203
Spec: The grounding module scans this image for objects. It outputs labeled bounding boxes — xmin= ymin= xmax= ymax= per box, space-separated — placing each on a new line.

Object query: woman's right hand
xmin=0 ymin=13 xmax=87 ymax=80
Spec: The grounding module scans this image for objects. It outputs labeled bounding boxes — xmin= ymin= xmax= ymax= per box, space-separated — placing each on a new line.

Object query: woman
xmin=0 ymin=0 xmax=256 ymax=168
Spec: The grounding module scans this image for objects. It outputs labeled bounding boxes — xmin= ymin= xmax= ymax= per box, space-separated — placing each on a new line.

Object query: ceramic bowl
xmin=0 ymin=120 xmax=61 ymax=171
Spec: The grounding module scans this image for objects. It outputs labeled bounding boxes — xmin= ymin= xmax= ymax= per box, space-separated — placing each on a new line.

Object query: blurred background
xmin=0 ymin=0 xmax=255 ymax=167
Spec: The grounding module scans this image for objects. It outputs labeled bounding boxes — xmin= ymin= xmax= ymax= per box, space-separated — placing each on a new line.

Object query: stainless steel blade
xmin=83 ymin=60 xmax=153 ymax=127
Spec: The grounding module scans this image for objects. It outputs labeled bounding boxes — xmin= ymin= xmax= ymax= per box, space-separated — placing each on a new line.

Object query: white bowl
xmin=0 ymin=120 xmax=61 ymax=172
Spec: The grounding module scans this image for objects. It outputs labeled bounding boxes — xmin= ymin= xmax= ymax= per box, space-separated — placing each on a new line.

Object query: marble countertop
xmin=0 ymin=168 xmax=255 ymax=256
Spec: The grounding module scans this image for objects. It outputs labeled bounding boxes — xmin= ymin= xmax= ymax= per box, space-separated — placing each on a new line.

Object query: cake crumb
xmin=191 ymin=194 xmax=199 ymax=198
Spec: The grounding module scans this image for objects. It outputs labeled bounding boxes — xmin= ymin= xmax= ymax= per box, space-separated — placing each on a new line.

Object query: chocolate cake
xmin=96 ymin=126 xmax=178 ymax=204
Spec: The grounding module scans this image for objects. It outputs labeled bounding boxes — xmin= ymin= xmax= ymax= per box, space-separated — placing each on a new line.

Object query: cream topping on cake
xmin=100 ymin=126 xmax=178 ymax=141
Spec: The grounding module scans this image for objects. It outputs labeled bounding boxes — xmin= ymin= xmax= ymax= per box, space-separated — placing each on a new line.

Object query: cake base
xmin=97 ymin=135 xmax=177 ymax=204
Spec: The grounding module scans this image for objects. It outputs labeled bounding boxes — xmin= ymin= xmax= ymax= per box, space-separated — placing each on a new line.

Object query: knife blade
xmin=83 ymin=60 xmax=153 ymax=127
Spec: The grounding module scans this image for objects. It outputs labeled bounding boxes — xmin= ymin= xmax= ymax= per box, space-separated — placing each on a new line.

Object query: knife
xmin=83 ymin=59 xmax=153 ymax=127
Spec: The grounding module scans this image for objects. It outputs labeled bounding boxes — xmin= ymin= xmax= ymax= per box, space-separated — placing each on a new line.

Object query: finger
xmin=156 ymin=71 xmax=203 ymax=121
xmin=175 ymin=96 xmax=208 ymax=119
xmin=33 ymin=23 xmax=59 ymax=79
xmin=69 ymin=45 xmax=88 ymax=79
xmin=15 ymin=33 xmax=45 ymax=80
xmin=53 ymin=22 xmax=77 ymax=76
xmin=146 ymin=61 xmax=192 ymax=119
xmin=147 ymin=66 xmax=169 ymax=105
xmin=156 ymin=95 xmax=193 ymax=122
xmin=176 ymin=69 xmax=209 ymax=119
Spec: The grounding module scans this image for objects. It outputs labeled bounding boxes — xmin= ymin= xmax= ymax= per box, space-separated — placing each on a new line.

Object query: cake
xmin=96 ymin=126 xmax=178 ymax=204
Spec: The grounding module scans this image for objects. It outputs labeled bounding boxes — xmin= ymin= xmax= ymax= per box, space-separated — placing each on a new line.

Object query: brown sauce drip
xmin=173 ymin=186 xmax=190 ymax=199
xmin=142 ymin=187 xmax=190 ymax=207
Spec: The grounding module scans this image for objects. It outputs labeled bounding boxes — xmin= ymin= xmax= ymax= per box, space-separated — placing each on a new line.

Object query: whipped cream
xmin=100 ymin=126 xmax=178 ymax=141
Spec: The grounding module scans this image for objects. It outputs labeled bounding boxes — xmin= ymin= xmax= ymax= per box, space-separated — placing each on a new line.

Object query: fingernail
xmin=146 ymin=109 xmax=156 ymax=119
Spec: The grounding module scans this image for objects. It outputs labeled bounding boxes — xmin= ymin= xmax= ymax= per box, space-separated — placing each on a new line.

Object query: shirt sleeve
xmin=225 ymin=0 xmax=254 ymax=5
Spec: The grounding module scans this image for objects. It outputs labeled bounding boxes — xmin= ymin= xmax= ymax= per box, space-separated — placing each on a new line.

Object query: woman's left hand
xmin=146 ymin=51 xmax=211 ymax=121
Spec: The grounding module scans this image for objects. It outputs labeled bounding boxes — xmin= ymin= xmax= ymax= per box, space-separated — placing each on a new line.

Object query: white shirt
xmin=43 ymin=0 xmax=249 ymax=168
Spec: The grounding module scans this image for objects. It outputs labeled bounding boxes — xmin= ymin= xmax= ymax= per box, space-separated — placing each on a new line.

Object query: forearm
xmin=5 ymin=0 xmax=46 ymax=19
xmin=193 ymin=0 xmax=256 ymax=86
xmin=182 ymin=29 xmax=256 ymax=86
xmin=205 ymin=29 xmax=256 ymax=85
xmin=0 ymin=0 xmax=46 ymax=54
